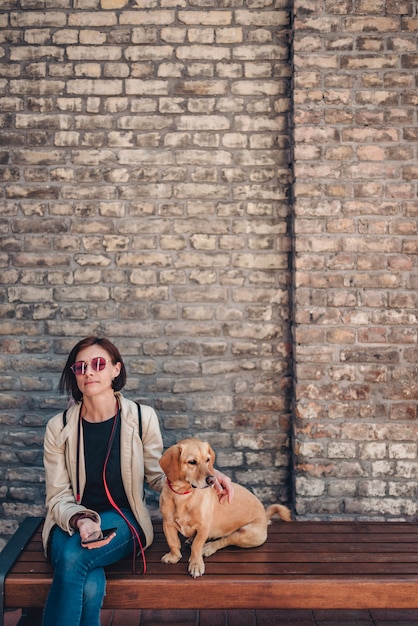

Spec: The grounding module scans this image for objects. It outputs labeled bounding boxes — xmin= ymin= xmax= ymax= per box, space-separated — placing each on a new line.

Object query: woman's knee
xmin=83 ymin=569 xmax=106 ymax=603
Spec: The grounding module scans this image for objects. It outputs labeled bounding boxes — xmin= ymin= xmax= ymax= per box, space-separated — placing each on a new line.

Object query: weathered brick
xmin=68 ymin=13 xmax=117 ymax=28
xmin=10 ymin=12 xmax=67 ymax=28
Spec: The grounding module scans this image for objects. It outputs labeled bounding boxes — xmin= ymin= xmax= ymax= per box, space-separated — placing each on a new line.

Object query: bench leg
xmin=0 ymin=517 xmax=44 ymax=626
xmin=17 ymin=607 xmax=43 ymax=626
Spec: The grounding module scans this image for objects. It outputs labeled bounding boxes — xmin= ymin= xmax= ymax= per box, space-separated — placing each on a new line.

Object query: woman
xmin=42 ymin=336 xmax=232 ymax=626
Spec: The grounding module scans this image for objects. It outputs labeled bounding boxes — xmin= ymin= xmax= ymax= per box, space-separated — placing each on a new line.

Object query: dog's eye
xmin=188 ymin=460 xmax=197 ymax=465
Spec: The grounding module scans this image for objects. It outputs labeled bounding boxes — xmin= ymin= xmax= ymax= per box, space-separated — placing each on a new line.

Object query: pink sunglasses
xmin=70 ymin=356 xmax=111 ymax=376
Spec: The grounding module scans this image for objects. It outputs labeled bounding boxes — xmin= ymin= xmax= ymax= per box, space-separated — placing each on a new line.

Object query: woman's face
xmin=72 ymin=345 xmax=121 ymax=399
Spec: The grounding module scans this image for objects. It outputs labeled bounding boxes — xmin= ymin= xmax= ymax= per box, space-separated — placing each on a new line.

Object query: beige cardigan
xmin=42 ymin=393 xmax=165 ymax=555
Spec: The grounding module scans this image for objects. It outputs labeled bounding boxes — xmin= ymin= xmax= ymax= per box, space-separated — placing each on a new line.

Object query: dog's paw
xmin=188 ymin=558 xmax=205 ymax=578
xmin=201 ymin=542 xmax=217 ymax=557
xmin=161 ymin=551 xmax=182 ymax=564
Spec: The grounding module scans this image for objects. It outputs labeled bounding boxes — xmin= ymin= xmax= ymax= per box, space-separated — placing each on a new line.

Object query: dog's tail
xmin=265 ymin=504 xmax=292 ymax=522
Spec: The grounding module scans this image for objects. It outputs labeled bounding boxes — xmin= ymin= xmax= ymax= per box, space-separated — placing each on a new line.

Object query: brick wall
xmin=293 ymin=0 xmax=418 ymax=519
xmin=0 ymin=0 xmax=292 ymax=544
xmin=1 ymin=0 xmax=417 ymax=547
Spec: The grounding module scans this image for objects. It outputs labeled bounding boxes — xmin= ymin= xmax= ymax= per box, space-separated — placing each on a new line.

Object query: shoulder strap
xmin=135 ymin=402 xmax=142 ymax=440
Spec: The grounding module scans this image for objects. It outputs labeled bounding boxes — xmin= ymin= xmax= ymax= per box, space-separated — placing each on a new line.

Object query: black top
xmin=81 ymin=415 xmax=131 ymax=513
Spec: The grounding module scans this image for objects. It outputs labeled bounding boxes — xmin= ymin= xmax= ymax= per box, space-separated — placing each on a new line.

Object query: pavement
xmin=5 ymin=609 xmax=418 ymax=625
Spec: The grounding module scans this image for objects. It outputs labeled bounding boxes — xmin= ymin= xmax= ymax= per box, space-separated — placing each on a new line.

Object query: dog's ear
xmin=207 ymin=443 xmax=215 ymax=469
xmin=159 ymin=444 xmax=183 ymax=481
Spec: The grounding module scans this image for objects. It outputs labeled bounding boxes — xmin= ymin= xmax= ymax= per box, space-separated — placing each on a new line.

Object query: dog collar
xmin=166 ymin=478 xmax=192 ymax=495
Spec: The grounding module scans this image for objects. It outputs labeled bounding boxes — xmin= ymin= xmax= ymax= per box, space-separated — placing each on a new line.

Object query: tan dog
xmin=159 ymin=438 xmax=291 ymax=578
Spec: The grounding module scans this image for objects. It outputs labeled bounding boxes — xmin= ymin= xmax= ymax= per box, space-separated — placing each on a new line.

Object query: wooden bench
xmin=2 ymin=516 xmax=418 ymax=625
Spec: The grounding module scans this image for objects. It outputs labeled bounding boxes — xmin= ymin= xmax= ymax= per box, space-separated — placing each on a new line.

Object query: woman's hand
xmin=77 ymin=518 xmax=102 ymax=543
xmin=213 ymin=469 xmax=234 ymax=504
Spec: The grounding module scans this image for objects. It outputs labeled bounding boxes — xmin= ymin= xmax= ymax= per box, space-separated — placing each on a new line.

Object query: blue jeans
xmin=42 ymin=509 xmax=143 ymax=626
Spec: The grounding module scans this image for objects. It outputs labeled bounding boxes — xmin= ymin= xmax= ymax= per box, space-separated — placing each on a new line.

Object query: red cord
xmin=102 ymin=410 xmax=147 ymax=574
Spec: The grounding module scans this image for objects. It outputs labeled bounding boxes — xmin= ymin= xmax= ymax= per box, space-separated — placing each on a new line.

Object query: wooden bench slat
xmin=272 ymin=521 xmax=418 ymax=534
xmin=7 ymin=573 xmax=418 ymax=610
xmin=270 ymin=531 xmax=418 ymax=543
xmin=8 ymin=559 xmax=418 ymax=580
xmin=8 ymin=560 xmax=418 ymax=577
xmin=10 ymin=541 xmax=418 ymax=564
xmin=12 ymin=548 xmax=418 ymax=573
xmin=105 ymin=578 xmax=418 ymax=610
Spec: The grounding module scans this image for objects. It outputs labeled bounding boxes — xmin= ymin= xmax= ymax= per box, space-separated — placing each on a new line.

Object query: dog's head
xmin=160 ymin=438 xmax=216 ymax=490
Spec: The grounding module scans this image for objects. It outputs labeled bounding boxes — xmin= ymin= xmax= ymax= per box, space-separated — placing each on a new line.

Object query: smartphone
xmin=81 ymin=527 xmax=117 ymax=549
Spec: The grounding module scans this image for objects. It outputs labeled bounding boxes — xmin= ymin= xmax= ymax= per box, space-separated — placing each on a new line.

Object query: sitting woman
xmin=42 ymin=335 xmax=233 ymax=626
